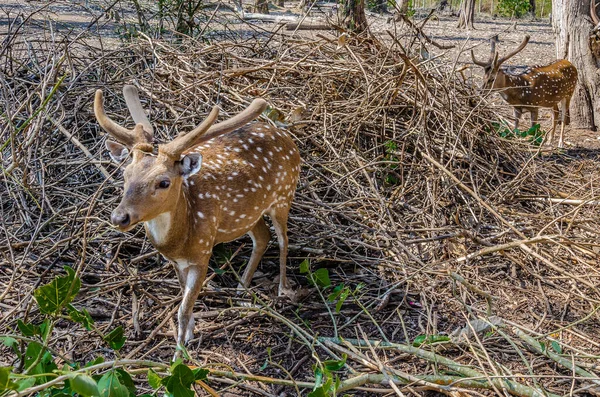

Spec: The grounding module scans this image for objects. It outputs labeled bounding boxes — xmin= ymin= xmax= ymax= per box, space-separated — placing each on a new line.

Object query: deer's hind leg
xmin=268 ymin=204 xmax=292 ymax=297
xmin=513 ymin=107 xmax=523 ymax=131
xmin=239 ymin=218 xmax=271 ymax=289
xmin=547 ymin=104 xmax=559 ymax=146
xmin=558 ymin=96 xmax=572 ymax=149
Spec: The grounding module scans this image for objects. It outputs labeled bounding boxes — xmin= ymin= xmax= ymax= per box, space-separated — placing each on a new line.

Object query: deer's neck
xmin=144 ymin=185 xmax=192 ymax=257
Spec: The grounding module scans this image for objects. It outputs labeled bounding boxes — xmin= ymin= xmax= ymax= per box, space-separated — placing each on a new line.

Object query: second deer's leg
xmin=529 ymin=108 xmax=539 ymax=128
xmin=549 ymin=104 xmax=559 ymax=146
xmin=268 ymin=206 xmax=292 ymax=296
xmin=513 ymin=107 xmax=523 ymax=130
xmin=558 ymin=96 xmax=571 ymax=148
xmin=239 ymin=218 xmax=271 ymax=289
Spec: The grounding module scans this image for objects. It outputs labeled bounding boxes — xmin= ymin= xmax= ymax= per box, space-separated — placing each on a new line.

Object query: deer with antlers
xmin=471 ymin=35 xmax=578 ymax=148
xmin=95 ymin=86 xmax=301 ymax=353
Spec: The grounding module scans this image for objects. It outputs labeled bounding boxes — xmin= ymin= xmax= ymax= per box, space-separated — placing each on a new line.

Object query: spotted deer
xmin=95 ymin=86 xmax=301 ymax=352
xmin=471 ymin=35 xmax=578 ymax=148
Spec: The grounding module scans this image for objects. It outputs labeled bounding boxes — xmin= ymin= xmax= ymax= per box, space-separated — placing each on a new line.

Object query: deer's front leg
xmin=176 ymin=260 xmax=209 ymax=352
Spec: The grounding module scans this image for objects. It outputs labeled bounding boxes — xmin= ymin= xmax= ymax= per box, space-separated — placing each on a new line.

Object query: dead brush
xmin=2 ymin=5 xmax=600 ymax=396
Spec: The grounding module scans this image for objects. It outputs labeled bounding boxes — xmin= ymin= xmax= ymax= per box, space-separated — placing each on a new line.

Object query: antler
xmin=123 ymin=85 xmax=154 ymax=135
xmin=497 ymin=35 xmax=530 ymax=65
xmin=94 ymin=89 xmax=153 ymax=147
xmin=199 ymin=98 xmax=267 ymax=143
xmin=591 ymin=0 xmax=600 ymax=26
xmin=159 ymin=98 xmax=267 ymax=159
xmin=160 ymin=106 xmax=220 ymax=159
xmin=159 ymin=98 xmax=267 ymax=158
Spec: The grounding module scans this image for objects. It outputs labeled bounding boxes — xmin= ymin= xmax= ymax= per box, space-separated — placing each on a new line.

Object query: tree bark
xmin=553 ymin=0 xmax=600 ymax=130
xmin=529 ymin=0 xmax=536 ymax=17
xmin=255 ymin=0 xmax=269 ymax=13
xmin=372 ymin=0 xmax=388 ymax=14
xmin=397 ymin=0 xmax=409 ymax=14
xmin=343 ymin=0 xmax=368 ymax=32
xmin=457 ymin=0 xmax=475 ymax=29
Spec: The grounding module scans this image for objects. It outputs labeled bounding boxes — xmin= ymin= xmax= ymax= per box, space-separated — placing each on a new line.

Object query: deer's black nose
xmin=111 ymin=210 xmax=130 ymax=228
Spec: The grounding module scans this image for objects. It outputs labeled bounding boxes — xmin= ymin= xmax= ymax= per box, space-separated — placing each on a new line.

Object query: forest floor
xmin=2 ymin=1 xmax=600 ymax=396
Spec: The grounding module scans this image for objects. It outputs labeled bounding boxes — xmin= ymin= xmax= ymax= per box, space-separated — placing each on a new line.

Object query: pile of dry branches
xmin=2 ymin=5 xmax=600 ymax=396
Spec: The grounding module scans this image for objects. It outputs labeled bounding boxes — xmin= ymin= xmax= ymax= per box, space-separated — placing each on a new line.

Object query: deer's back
xmin=184 ymin=122 xmax=300 ymax=244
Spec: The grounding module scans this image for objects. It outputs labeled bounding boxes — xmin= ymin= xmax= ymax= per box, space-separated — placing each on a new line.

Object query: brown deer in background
xmin=95 ymin=86 xmax=301 ymax=354
xmin=471 ymin=35 xmax=578 ymax=148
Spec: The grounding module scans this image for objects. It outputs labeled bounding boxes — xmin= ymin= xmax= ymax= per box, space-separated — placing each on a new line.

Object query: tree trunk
xmin=277 ymin=0 xmax=284 ymax=6
xmin=343 ymin=0 xmax=368 ymax=32
xmin=397 ymin=0 xmax=409 ymax=14
xmin=553 ymin=0 xmax=600 ymax=130
xmin=438 ymin=0 xmax=449 ymax=11
xmin=372 ymin=0 xmax=388 ymax=14
xmin=529 ymin=0 xmax=536 ymax=16
xmin=457 ymin=0 xmax=475 ymax=29
xmin=255 ymin=0 xmax=269 ymax=13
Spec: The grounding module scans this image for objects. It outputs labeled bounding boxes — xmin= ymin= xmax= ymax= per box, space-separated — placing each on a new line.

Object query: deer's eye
xmin=158 ymin=180 xmax=171 ymax=189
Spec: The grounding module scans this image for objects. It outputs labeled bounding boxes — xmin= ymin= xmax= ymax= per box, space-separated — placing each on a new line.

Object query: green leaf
xmin=147 ymin=369 xmax=162 ymax=390
xmin=323 ymin=354 xmax=346 ymax=371
xmin=1 ymin=336 xmax=19 ymax=356
xmin=16 ymin=376 xmax=35 ymax=391
xmin=17 ymin=320 xmax=39 ymax=336
xmin=299 ymin=259 xmax=310 ymax=274
xmin=308 ymin=378 xmax=333 ymax=397
xmin=313 ymin=268 xmax=331 ymax=288
xmin=165 ymin=364 xmax=195 ymax=397
xmin=192 ymin=368 xmax=208 ymax=381
xmin=71 ymin=374 xmax=100 ymax=397
xmin=0 ymin=367 xmax=18 ymax=392
xmin=550 ymin=340 xmax=562 ymax=354
xmin=115 ymin=369 xmax=136 ymax=396
xmin=34 ymin=267 xmax=81 ymax=315
xmin=98 ymin=371 xmax=129 ymax=397
xmin=85 ymin=356 xmax=105 ymax=368
xmin=335 ymin=288 xmax=350 ymax=313
xmin=327 ymin=285 xmax=344 ymax=302
xmin=104 ymin=326 xmax=126 ymax=351
xmin=68 ymin=304 xmax=94 ymax=331
xmin=24 ymin=342 xmax=44 ymax=368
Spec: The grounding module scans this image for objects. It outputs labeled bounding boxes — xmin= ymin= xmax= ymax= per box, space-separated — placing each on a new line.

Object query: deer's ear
xmin=178 ymin=152 xmax=203 ymax=178
xmin=106 ymin=141 xmax=130 ymax=164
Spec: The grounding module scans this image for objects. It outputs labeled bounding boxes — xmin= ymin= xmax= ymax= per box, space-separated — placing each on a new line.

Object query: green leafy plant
xmin=497 ymin=0 xmax=530 ymax=17
xmin=0 ymin=267 xmax=210 ymax=397
xmin=382 ymin=140 xmax=400 ymax=186
xmin=493 ymin=121 xmax=544 ymax=146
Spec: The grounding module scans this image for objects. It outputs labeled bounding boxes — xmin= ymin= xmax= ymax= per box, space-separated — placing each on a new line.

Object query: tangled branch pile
xmin=2 ymin=8 xmax=600 ymax=396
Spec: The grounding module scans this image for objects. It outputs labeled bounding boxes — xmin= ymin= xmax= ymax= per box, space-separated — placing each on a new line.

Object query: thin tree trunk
xmin=343 ymin=0 xmax=368 ymax=32
xmin=255 ymin=0 xmax=269 ymax=13
xmin=457 ymin=0 xmax=475 ymax=29
xmin=553 ymin=0 xmax=600 ymax=130
xmin=529 ymin=0 xmax=536 ymax=18
xmin=397 ymin=0 xmax=409 ymax=14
